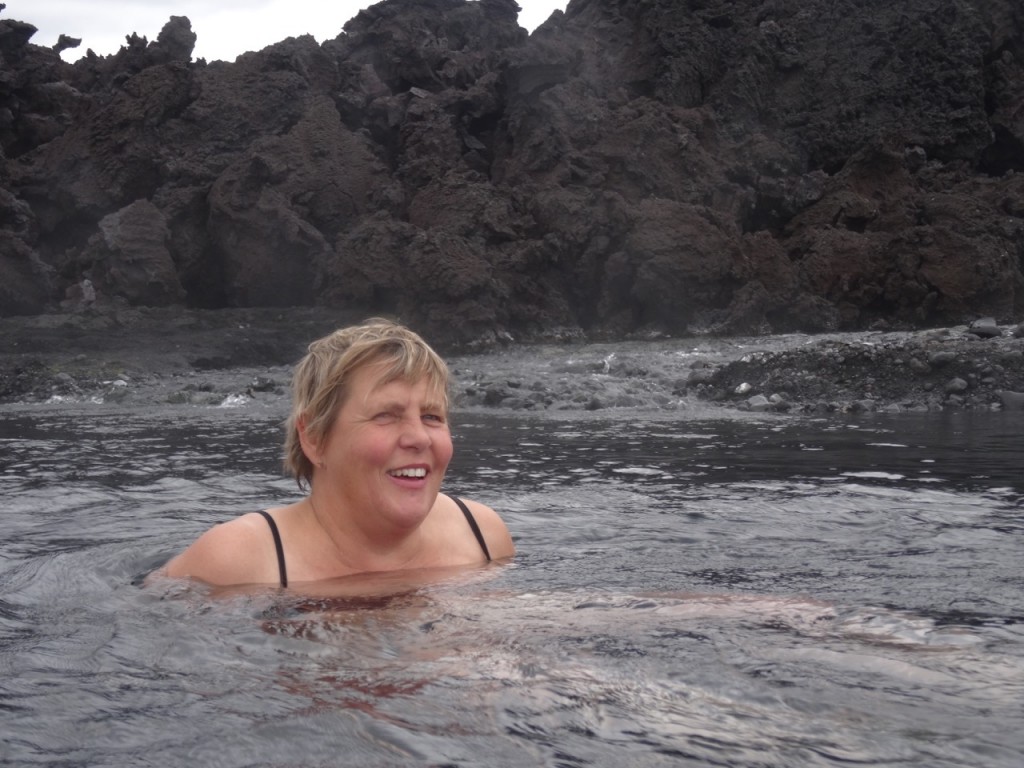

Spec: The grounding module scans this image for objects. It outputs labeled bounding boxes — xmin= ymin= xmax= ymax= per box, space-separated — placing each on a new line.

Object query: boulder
xmin=78 ymin=200 xmax=184 ymax=306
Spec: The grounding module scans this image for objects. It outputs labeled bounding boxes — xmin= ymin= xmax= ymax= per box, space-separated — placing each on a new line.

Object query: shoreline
xmin=2 ymin=308 xmax=1023 ymax=416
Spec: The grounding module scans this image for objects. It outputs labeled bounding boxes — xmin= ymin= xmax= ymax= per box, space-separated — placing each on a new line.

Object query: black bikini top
xmin=254 ymin=494 xmax=491 ymax=588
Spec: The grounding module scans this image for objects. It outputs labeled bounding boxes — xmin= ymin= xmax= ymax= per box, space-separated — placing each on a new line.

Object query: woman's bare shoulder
xmin=156 ymin=512 xmax=280 ymax=586
xmin=457 ymin=497 xmax=516 ymax=560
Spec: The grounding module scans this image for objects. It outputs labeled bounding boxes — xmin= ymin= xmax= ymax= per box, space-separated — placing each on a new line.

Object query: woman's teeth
xmin=390 ymin=468 xmax=426 ymax=478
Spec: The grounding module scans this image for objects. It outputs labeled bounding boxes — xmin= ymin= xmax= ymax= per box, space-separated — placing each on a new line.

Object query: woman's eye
xmin=423 ymin=413 xmax=445 ymax=423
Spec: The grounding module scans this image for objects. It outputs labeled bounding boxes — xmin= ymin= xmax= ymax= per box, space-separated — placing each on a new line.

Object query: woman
xmin=158 ymin=318 xmax=515 ymax=588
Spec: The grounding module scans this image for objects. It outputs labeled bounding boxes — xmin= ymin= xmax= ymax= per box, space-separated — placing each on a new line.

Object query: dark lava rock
xmin=698 ymin=327 xmax=1024 ymax=414
xmin=998 ymin=390 xmax=1024 ymax=410
xmin=967 ymin=317 xmax=1004 ymax=338
xmin=0 ymin=0 xmax=1022 ymax=350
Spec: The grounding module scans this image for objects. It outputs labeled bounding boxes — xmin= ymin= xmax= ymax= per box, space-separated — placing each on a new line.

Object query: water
xmin=1 ymin=394 xmax=1023 ymax=766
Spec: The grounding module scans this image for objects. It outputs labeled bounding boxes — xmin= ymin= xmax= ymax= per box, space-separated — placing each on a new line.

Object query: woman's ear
xmin=296 ymin=414 xmax=322 ymax=467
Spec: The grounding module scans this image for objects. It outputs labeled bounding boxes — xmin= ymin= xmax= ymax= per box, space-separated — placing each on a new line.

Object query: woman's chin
xmin=382 ymin=499 xmax=435 ymax=530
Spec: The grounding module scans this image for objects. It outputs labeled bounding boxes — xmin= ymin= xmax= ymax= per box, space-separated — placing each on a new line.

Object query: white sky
xmin=6 ymin=0 xmax=568 ymax=63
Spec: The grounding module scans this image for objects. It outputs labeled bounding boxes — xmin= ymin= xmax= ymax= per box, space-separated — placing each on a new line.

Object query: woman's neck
xmin=304 ymin=494 xmax=428 ymax=575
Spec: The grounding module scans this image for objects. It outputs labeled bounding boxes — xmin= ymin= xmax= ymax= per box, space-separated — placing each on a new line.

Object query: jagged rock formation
xmin=1 ymin=0 xmax=1022 ymax=345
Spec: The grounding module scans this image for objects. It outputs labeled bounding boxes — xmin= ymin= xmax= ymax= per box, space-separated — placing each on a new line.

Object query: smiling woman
xmin=153 ymin=318 xmax=515 ymax=589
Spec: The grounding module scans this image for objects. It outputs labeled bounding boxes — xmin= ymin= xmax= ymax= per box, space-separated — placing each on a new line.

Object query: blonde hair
xmin=283 ymin=318 xmax=451 ymax=488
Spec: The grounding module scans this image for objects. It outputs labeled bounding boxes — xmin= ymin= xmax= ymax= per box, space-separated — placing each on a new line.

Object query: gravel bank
xmin=2 ymin=309 xmax=1023 ymax=416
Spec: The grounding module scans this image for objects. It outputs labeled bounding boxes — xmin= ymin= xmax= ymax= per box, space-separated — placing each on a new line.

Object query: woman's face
xmin=313 ymin=363 xmax=453 ymax=534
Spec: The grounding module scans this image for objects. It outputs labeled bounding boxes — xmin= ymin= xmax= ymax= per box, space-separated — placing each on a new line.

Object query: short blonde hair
xmin=283 ymin=318 xmax=451 ymax=488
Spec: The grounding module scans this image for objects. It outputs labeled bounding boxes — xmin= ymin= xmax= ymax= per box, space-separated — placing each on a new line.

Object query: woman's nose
xmin=399 ymin=415 xmax=430 ymax=448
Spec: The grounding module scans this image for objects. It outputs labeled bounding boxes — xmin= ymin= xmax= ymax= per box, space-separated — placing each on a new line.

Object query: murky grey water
xmin=1 ymin=389 xmax=1022 ymax=766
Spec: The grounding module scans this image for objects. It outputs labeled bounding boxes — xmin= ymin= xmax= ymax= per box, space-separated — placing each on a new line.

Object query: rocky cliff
xmin=1 ymin=0 xmax=1022 ymax=346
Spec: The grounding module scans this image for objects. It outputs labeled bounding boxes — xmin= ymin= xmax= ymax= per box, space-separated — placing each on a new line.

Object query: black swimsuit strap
xmin=255 ymin=510 xmax=288 ymax=588
xmin=447 ymin=494 xmax=492 ymax=562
